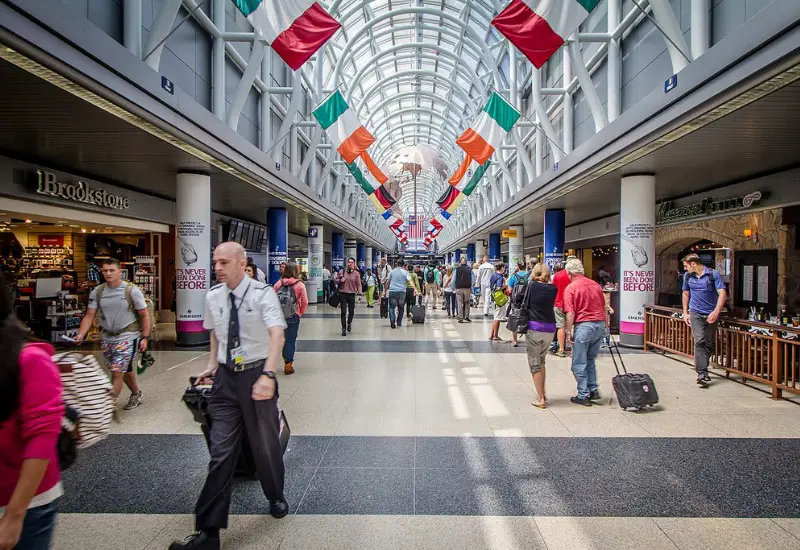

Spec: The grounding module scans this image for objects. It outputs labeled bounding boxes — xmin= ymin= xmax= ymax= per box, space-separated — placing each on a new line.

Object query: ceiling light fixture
xmin=24 ymin=219 xmax=32 ymax=223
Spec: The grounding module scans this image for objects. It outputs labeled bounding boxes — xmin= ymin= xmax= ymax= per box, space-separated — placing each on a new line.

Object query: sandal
xmin=531 ymin=401 xmax=547 ymax=410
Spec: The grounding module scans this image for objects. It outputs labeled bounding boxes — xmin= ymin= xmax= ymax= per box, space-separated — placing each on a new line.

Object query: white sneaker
xmin=124 ymin=391 xmax=143 ymax=410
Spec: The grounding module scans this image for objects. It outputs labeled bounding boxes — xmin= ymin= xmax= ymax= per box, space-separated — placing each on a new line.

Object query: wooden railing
xmin=644 ymin=305 xmax=800 ymax=399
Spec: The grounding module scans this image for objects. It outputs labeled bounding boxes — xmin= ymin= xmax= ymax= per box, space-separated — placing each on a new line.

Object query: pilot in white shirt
xmin=172 ymin=242 xmax=288 ymax=550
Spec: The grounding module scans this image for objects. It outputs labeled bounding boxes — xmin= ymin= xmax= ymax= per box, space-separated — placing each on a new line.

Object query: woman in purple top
xmin=523 ymin=263 xmax=558 ymax=409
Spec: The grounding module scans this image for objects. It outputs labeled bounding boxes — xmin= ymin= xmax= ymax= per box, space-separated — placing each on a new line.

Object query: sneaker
xmin=555 ymin=350 xmax=568 ymax=358
xmin=169 ymin=531 xmax=220 ymax=550
xmin=123 ymin=391 xmax=143 ymax=410
xmin=391 ymin=322 xmax=396 ymax=329
xmin=570 ymin=396 xmax=592 ymax=407
xmin=589 ymin=390 xmax=601 ymax=401
xmin=697 ymin=375 xmax=709 ymax=386
xmin=341 ymin=329 xmax=347 ymax=337
xmin=347 ymin=325 xmax=352 ymax=332
xmin=703 ymin=374 xmax=712 ymax=383
xmin=458 ymin=319 xmax=465 ymax=324
xmin=465 ymin=318 xmax=472 ymax=323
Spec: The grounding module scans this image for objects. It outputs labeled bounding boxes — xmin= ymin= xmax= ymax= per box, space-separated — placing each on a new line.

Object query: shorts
xmin=554 ymin=307 xmax=566 ymax=329
xmin=493 ymin=303 xmax=509 ymax=322
xmin=101 ymin=337 xmax=139 ymax=374
xmin=525 ymin=331 xmax=551 ymax=373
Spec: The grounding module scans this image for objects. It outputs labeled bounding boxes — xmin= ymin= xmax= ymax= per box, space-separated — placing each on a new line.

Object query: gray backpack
xmin=276 ymin=282 xmax=298 ymax=319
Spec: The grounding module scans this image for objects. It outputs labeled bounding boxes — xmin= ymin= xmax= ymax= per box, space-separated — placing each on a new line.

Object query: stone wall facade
xmin=655 ymin=208 xmax=798 ymax=311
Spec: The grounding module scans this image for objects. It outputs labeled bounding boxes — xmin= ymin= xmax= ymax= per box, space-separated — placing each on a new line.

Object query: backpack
xmin=95 ymin=282 xmax=149 ymax=335
xmin=276 ymin=281 xmax=299 ymax=319
xmin=54 ymin=353 xmax=115 ymax=467
xmin=425 ymin=268 xmax=436 ymax=284
xmin=510 ymin=273 xmax=530 ymax=309
xmin=491 ymin=274 xmax=509 ymax=307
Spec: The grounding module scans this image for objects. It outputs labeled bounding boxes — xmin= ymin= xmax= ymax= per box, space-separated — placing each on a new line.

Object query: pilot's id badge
xmin=230 ymin=346 xmax=245 ymax=365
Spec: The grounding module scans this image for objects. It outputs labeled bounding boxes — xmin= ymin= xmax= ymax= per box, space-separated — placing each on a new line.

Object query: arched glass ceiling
xmin=321 ymin=0 xmax=514 ymax=221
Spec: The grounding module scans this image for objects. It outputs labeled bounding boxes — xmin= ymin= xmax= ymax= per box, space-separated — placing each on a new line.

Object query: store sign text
xmin=36 ymin=170 xmax=130 ymax=210
xmin=656 ymin=191 xmax=762 ymax=225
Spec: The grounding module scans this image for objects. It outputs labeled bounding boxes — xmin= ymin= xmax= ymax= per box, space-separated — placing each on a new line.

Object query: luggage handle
xmin=609 ymin=337 xmax=628 ymax=376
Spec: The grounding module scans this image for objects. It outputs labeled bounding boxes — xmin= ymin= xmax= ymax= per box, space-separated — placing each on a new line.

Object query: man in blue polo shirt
xmin=682 ymin=253 xmax=727 ymax=386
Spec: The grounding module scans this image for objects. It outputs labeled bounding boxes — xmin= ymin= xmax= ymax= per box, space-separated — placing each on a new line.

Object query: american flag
xmin=406 ymin=215 xmax=428 ymax=249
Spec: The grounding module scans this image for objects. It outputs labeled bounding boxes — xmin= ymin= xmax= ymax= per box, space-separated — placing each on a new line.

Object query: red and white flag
xmin=232 ymin=1 xmax=340 ymax=71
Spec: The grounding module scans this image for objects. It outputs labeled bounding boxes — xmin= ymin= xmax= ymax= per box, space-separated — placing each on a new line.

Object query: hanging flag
xmin=456 ymin=92 xmax=521 ymax=165
xmin=346 ymin=162 xmax=380 ymax=195
xmin=368 ymin=187 xmax=396 ymax=212
xmin=231 ymin=1 xmax=341 ymax=71
xmin=313 ymin=90 xmax=375 ymax=164
xmin=444 ymin=192 xmax=466 ymax=215
xmin=449 ymin=157 xmax=492 ymax=196
xmin=360 ymin=151 xmax=388 ymax=184
xmin=492 ymin=0 xmax=601 ymax=69
xmin=436 ymin=187 xmax=462 ymax=211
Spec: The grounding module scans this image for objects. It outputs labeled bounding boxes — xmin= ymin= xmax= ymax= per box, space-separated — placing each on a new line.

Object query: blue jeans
xmin=283 ymin=315 xmax=300 ymax=363
xmin=571 ymin=321 xmax=605 ymax=398
xmin=15 ymin=499 xmax=58 ymax=550
xmin=444 ymin=291 xmax=458 ymax=316
xmin=388 ymin=291 xmax=406 ymax=324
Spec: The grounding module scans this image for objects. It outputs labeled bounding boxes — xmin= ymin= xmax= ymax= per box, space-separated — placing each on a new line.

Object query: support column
xmin=344 ymin=238 xmax=357 ymax=265
xmin=211 ymin=0 xmax=226 ymax=121
xmin=691 ymin=0 xmax=711 ymax=59
xmin=267 ymin=209 xmax=288 ymax=285
xmin=455 ymin=249 xmax=462 ymax=263
xmin=475 ymin=239 xmax=486 ymax=261
xmin=307 ymin=225 xmax=323 ymax=303
xmin=619 ymin=174 xmax=656 ymax=348
xmin=543 ymin=209 xmax=566 ymax=268
xmin=607 ymin=0 xmax=622 ymax=122
xmin=123 ymin=0 xmax=142 ymax=58
xmin=508 ymin=225 xmax=524 ymax=268
xmin=332 ymin=232 xmax=344 ymax=271
xmin=466 ymin=243 xmax=476 ymax=264
xmin=356 ymin=242 xmax=366 ymax=272
xmin=175 ymin=172 xmax=211 ymax=346
xmin=563 ymin=43 xmax=574 ymax=154
xmin=369 ymin=247 xmax=376 ymax=272
xmin=489 ymin=234 xmax=501 ymax=264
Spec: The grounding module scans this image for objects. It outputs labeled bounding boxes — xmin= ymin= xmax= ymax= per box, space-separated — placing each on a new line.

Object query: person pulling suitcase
xmin=170 ymin=242 xmax=288 ymax=550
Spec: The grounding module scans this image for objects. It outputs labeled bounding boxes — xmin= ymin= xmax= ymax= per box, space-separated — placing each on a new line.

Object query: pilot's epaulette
xmin=209 ymin=283 xmax=224 ymax=291
xmin=252 ymin=283 xmax=270 ymax=291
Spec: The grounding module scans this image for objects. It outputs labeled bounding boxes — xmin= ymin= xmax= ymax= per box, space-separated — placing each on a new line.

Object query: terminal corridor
xmin=52 ymin=303 xmax=800 ymax=549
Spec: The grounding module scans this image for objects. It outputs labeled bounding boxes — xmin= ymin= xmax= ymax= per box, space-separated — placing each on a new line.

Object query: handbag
xmin=506 ymin=307 xmax=529 ymax=335
xmin=328 ymin=291 xmax=341 ymax=308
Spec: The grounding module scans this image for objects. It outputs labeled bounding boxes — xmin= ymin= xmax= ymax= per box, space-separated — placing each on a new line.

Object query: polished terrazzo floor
xmin=54 ymin=302 xmax=800 ymax=549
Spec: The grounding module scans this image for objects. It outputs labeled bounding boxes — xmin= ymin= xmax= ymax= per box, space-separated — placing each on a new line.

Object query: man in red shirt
xmin=552 ymin=262 xmax=572 ymax=357
xmin=563 ymin=258 xmax=607 ymax=406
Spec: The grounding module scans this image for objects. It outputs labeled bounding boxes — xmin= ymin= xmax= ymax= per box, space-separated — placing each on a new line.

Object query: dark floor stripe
xmin=60 ymin=435 xmax=800 ymax=517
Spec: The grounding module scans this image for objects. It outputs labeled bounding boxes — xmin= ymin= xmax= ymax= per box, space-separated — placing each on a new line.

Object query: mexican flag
xmin=231 ymin=1 xmax=340 ymax=71
xmin=492 ymin=0 xmax=601 ymax=69
xmin=313 ymin=90 xmax=375 ymax=164
xmin=456 ymin=92 xmax=521 ymax=165
xmin=449 ymin=157 xmax=492 ymax=196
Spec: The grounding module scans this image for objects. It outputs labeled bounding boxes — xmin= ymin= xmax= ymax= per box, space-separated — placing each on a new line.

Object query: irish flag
xmin=456 ymin=92 xmax=521 ymax=165
xmin=492 ymin=0 xmax=601 ymax=69
xmin=449 ymin=157 xmax=492 ymax=196
xmin=313 ymin=90 xmax=375 ymax=164
xmin=232 ymin=1 xmax=341 ymax=71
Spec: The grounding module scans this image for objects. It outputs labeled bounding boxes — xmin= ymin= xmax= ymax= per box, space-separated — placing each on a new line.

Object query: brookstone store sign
xmin=36 ymin=169 xmax=130 ymax=210
xmin=656 ymin=191 xmax=763 ymax=225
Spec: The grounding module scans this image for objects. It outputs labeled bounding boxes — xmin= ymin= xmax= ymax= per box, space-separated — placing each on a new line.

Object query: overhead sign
xmin=36 ymin=170 xmax=130 ymax=210
xmin=664 ymin=74 xmax=678 ymax=93
xmin=501 ymin=229 xmax=518 ymax=238
xmin=161 ymin=76 xmax=174 ymax=95
xmin=656 ymin=191 xmax=762 ymax=225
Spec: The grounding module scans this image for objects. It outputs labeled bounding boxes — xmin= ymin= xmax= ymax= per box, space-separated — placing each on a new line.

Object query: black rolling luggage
xmin=183 ymin=377 xmax=290 ymax=478
xmin=609 ymin=339 xmax=659 ymax=410
xmin=380 ymin=296 xmax=389 ymax=318
xmin=411 ymin=304 xmax=426 ymax=324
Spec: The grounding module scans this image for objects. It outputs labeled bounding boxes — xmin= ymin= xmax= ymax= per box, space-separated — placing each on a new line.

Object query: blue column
xmin=267 ymin=208 xmax=288 ymax=285
xmin=357 ymin=242 xmax=366 ymax=271
xmin=331 ymin=232 xmax=344 ymax=271
xmin=543 ymin=209 xmax=566 ymax=268
xmin=466 ymin=243 xmax=476 ymax=264
xmin=447 ymin=252 xmax=452 ymax=265
xmin=372 ymin=249 xmax=379 ymax=272
xmin=455 ymin=249 xmax=461 ymax=263
xmin=489 ymin=233 xmax=501 ymax=263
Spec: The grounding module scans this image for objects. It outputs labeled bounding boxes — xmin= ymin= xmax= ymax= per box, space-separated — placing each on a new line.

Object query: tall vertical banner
xmin=267 ymin=208 xmax=288 ymax=285
xmin=619 ymin=175 xmax=656 ymax=347
xmin=344 ymin=238 xmax=357 ymax=265
xmin=332 ymin=232 xmax=344 ymax=271
xmin=543 ymin=209 xmax=565 ymax=268
xmin=308 ymin=225 xmax=324 ymax=303
xmin=508 ymin=225 xmax=524 ymax=268
xmin=175 ymin=172 xmax=210 ymax=346
xmin=489 ymin=233 xmax=501 ymax=264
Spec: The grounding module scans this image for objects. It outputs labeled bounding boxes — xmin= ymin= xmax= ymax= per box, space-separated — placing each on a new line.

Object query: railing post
xmin=772 ymin=331 xmax=782 ymax=400
xmin=643 ymin=308 xmax=650 ymax=351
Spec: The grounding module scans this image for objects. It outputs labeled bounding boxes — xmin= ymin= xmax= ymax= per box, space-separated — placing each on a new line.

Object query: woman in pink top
xmin=273 ymin=261 xmax=308 ymax=376
xmin=0 ymin=275 xmax=63 ymax=550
